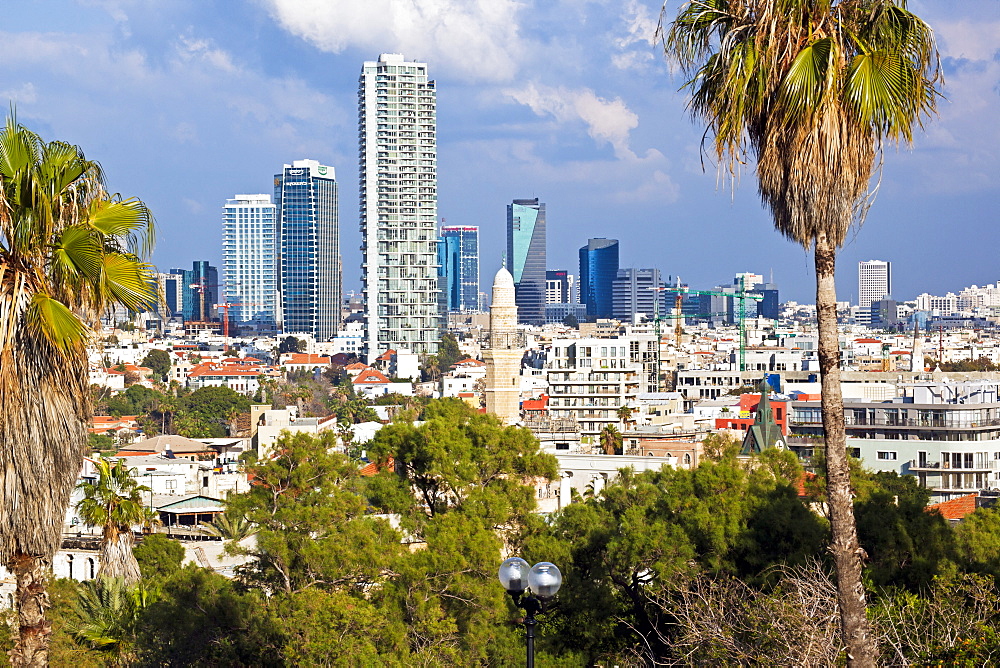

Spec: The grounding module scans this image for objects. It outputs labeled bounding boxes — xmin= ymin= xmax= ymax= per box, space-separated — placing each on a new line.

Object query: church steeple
xmin=741 ymin=377 xmax=786 ymax=455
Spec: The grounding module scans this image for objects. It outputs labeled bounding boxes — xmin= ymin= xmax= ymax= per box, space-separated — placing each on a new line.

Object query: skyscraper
xmin=222 ymin=194 xmax=278 ymax=334
xmin=438 ymin=225 xmax=480 ymax=312
xmin=170 ymin=261 xmax=218 ymax=323
xmin=579 ymin=238 xmax=619 ymax=320
xmin=359 ymin=53 xmax=440 ymax=360
xmin=858 ymin=260 xmax=891 ymax=325
xmin=507 ymin=198 xmax=546 ymax=325
xmin=546 ymin=270 xmax=573 ymax=304
xmin=612 ymin=268 xmax=667 ymax=322
xmin=274 ymin=159 xmax=340 ymax=340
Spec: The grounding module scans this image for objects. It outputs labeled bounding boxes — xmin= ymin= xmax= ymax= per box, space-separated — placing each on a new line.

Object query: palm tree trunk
xmin=815 ymin=231 xmax=873 ymax=667
xmin=98 ymin=532 xmax=142 ymax=585
xmin=8 ymin=553 xmax=50 ymax=668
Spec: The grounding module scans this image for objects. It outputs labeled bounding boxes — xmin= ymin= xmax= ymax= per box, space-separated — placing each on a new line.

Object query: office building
xmin=156 ymin=272 xmax=185 ymax=319
xmin=274 ymin=160 xmax=340 ymax=340
xmin=438 ymin=225 xmax=480 ymax=312
xmin=612 ymin=268 xmax=667 ymax=322
xmin=859 ymin=260 xmax=891 ymax=325
xmin=222 ymin=194 xmax=279 ymax=334
xmin=756 ymin=282 xmax=780 ymax=320
xmin=579 ymin=238 xmax=619 ymax=320
xmin=507 ymin=198 xmax=546 ymax=325
xmin=359 ymin=53 xmax=439 ymax=359
xmin=170 ymin=261 xmax=218 ymax=323
xmin=546 ymin=270 xmax=575 ymax=304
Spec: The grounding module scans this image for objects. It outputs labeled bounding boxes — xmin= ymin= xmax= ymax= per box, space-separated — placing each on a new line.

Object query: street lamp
xmin=498 ymin=557 xmax=562 ymax=667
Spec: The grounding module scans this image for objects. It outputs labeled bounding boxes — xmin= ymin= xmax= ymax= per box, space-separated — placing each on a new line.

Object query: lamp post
xmin=498 ymin=557 xmax=562 ymax=668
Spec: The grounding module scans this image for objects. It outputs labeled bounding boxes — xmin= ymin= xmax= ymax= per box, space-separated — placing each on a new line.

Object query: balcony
xmin=909 ymin=460 xmax=993 ymax=473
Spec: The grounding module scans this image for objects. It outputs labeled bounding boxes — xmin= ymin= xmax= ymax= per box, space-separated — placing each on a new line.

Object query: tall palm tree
xmin=76 ymin=458 xmax=151 ymax=584
xmin=659 ymin=2 xmax=940 ymax=664
xmin=0 ymin=114 xmax=156 ymax=667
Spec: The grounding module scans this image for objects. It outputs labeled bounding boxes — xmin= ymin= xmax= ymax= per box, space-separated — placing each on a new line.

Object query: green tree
xmin=175 ymin=385 xmax=250 ymax=438
xmin=226 ymin=431 xmax=401 ymax=594
xmin=437 ymin=331 xmax=462 ymax=370
xmin=75 ymin=458 xmax=151 ymax=584
xmin=87 ymin=433 xmax=117 ymax=454
xmin=660 ymin=3 xmax=941 ymax=663
xmin=68 ymin=578 xmax=153 ymax=666
xmin=135 ymin=565 xmax=282 ymax=667
xmin=600 ymin=424 xmax=623 ymax=455
xmin=198 ymin=512 xmax=256 ymax=544
xmin=277 ymin=335 xmax=306 ymax=354
xmin=133 ymin=534 xmax=185 ymax=581
xmin=0 ymin=114 xmax=157 ymax=666
xmin=952 ymin=506 xmax=1000 ymax=581
xmin=562 ymin=313 xmax=579 ymax=328
xmin=138 ymin=349 xmax=171 ymax=381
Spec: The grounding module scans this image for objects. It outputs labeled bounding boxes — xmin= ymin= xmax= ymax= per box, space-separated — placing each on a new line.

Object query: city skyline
xmin=3 ymin=1 xmax=998 ymax=305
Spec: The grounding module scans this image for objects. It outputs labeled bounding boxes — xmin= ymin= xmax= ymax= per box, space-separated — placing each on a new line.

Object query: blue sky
xmin=2 ymin=0 xmax=998 ymax=304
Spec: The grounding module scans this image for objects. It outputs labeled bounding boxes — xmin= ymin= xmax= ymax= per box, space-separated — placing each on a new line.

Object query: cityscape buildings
xmin=170 ymin=261 xmax=218 ymax=323
xmin=859 ymin=260 xmax=892 ymax=325
xmin=274 ymin=160 xmax=340 ymax=340
xmin=546 ymin=270 xmax=575 ymax=304
xmin=438 ymin=225 xmax=480 ymax=312
xmin=359 ymin=53 xmax=440 ymax=360
xmin=612 ymin=268 xmax=667 ymax=323
xmin=222 ymin=194 xmax=279 ymax=334
xmin=579 ymin=238 xmax=619 ymax=320
xmin=507 ymin=198 xmax=547 ymax=326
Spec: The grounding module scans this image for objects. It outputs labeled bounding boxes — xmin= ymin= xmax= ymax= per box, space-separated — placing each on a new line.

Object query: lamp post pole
xmin=498 ymin=558 xmax=561 ymax=668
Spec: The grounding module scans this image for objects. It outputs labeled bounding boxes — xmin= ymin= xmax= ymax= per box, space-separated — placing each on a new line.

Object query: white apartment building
xmin=222 ymin=194 xmax=278 ymax=334
xmin=546 ymin=335 xmax=658 ymax=441
xmin=359 ymin=53 xmax=440 ymax=360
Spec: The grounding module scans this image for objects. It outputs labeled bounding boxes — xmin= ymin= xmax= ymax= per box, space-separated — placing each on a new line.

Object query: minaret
xmin=483 ymin=266 xmax=523 ymax=424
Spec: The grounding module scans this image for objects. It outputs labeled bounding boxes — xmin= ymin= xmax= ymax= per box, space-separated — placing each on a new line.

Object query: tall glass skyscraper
xmin=438 ymin=225 xmax=480 ymax=312
xmin=507 ymin=198 xmax=546 ymax=325
xmin=274 ymin=160 xmax=340 ymax=340
xmin=359 ymin=54 xmax=439 ymax=360
xmin=222 ymin=194 xmax=278 ymax=334
xmin=579 ymin=238 xmax=619 ymax=319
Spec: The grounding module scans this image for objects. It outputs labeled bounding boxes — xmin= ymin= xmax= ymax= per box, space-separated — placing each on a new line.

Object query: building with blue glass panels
xmin=438 ymin=225 xmax=480 ymax=312
xmin=274 ymin=160 xmax=340 ymax=340
xmin=579 ymin=238 xmax=619 ymax=320
xmin=170 ymin=261 xmax=218 ymax=323
xmin=507 ymin=198 xmax=546 ymax=325
xmin=222 ymin=194 xmax=279 ymax=334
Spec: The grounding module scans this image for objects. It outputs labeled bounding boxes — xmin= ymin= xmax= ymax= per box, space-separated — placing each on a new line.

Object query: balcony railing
xmin=909 ymin=460 xmax=993 ymax=472
xmin=792 ymin=417 xmax=1000 ymax=429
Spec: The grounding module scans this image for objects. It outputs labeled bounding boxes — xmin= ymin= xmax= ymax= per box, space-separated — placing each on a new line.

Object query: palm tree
xmin=76 ymin=458 xmax=151 ymax=585
xmin=616 ymin=404 xmax=636 ymax=430
xmin=659 ymin=2 xmax=940 ymax=664
xmin=198 ymin=512 xmax=257 ymax=543
xmin=0 ymin=115 xmax=156 ymax=666
xmin=69 ymin=577 xmax=153 ymax=667
xmin=600 ymin=424 xmax=623 ymax=456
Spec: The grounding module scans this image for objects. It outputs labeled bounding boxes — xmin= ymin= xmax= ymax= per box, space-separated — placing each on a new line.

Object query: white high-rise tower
xmin=222 ymin=194 xmax=278 ymax=334
xmin=858 ymin=260 xmax=891 ymax=325
xmin=359 ymin=53 xmax=439 ymax=361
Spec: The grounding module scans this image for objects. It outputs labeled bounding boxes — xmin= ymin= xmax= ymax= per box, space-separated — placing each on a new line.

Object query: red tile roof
xmin=359 ymin=457 xmax=394 ymax=477
xmin=927 ymin=494 xmax=978 ymax=521
xmin=353 ymin=368 xmax=391 ymax=384
xmin=284 ymin=353 xmax=331 ymax=365
xmin=345 ymin=362 xmax=369 ymax=370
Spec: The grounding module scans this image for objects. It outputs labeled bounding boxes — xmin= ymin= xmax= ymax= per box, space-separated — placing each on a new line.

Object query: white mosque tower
xmin=483 ymin=265 xmax=523 ymax=424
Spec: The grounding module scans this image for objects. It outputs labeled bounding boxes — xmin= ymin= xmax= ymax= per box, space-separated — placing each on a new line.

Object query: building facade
xmin=359 ymin=53 xmax=440 ymax=360
xmin=546 ymin=270 xmax=575 ymax=304
xmin=612 ymin=268 xmax=667 ymax=323
xmin=507 ymin=198 xmax=546 ymax=326
xmin=859 ymin=260 xmax=891 ymax=325
xmin=222 ymin=194 xmax=279 ymax=334
xmin=579 ymin=238 xmax=619 ymax=320
xmin=483 ymin=267 xmax=523 ymax=424
xmin=274 ymin=160 xmax=340 ymax=340
xmin=171 ymin=261 xmax=218 ymax=323
xmin=438 ymin=225 xmax=480 ymax=312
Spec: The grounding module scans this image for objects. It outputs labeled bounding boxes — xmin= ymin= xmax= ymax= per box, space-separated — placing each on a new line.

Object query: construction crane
xmin=664 ymin=278 xmax=763 ymax=372
xmin=188 ymin=281 xmax=224 ymax=324
xmin=214 ymin=303 xmax=262 ymax=340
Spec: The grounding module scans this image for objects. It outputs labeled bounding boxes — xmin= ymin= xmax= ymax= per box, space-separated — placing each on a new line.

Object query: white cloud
xmin=935 ymin=19 xmax=1000 ymax=62
xmin=263 ymin=0 xmax=528 ymax=83
xmin=503 ymin=82 xmax=642 ymax=159
xmin=0 ymin=82 xmax=37 ymax=104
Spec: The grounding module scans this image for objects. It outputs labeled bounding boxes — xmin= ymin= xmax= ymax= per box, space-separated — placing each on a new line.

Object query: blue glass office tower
xmin=579 ymin=238 xmax=619 ymax=319
xmin=222 ymin=194 xmax=279 ymax=334
xmin=438 ymin=225 xmax=480 ymax=312
xmin=170 ymin=261 xmax=218 ymax=322
xmin=274 ymin=160 xmax=340 ymax=340
xmin=507 ymin=198 xmax=546 ymax=325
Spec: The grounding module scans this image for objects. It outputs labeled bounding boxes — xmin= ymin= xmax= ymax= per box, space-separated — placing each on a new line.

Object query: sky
xmin=2 ymin=0 xmax=998 ymax=305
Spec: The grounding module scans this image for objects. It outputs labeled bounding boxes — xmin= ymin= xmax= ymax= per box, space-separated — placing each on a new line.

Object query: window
xmin=877 ymin=451 xmax=897 ymax=461
xmin=165 ymin=479 xmax=176 ymax=489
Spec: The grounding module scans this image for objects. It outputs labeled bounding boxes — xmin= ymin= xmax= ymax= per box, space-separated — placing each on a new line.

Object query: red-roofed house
xmin=186 ymin=361 xmax=280 ymax=396
xmin=345 ymin=362 xmax=370 ymax=378
xmin=352 ymin=367 xmax=413 ymax=399
xmin=281 ymin=353 xmax=332 ymax=374
xmin=927 ymin=493 xmax=979 ymax=524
